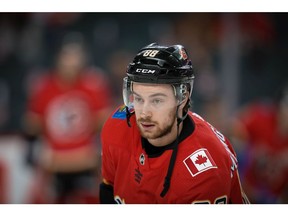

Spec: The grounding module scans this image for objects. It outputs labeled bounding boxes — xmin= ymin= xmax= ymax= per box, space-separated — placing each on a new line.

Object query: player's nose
xmin=140 ymin=103 xmax=152 ymax=118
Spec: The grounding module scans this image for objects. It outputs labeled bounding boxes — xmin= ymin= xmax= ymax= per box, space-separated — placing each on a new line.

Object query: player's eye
xmin=134 ymin=96 xmax=143 ymax=103
xmin=152 ymin=98 xmax=163 ymax=105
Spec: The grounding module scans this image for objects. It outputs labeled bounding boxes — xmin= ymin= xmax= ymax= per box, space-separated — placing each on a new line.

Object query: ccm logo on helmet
xmin=136 ymin=68 xmax=156 ymax=74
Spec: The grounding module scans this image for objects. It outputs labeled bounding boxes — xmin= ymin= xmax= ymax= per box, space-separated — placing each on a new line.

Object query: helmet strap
xmin=160 ymin=104 xmax=185 ymax=197
xmin=125 ymin=106 xmax=134 ymax=127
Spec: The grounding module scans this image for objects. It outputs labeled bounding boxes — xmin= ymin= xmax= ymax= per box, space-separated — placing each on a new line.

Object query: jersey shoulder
xmin=189 ymin=111 xmax=236 ymax=155
xmin=101 ymin=105 xmax=138 ymax=148
xmin=102 ymin=105 xmax=129 ymax=130
xmin=174 ymin=113 xmax=238 ymax=203
xmin=180 ymin=112 xmax=236 ymax=170
xmin=188 ymin=112 xmax=223 ymax=147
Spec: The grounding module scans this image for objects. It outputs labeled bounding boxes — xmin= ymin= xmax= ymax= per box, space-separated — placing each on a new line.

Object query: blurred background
xmin=0 ymin=12 xmax=287 ymax=204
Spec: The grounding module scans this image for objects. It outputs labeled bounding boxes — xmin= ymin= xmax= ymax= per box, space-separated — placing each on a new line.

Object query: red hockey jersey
xmin=101 ymin=106 xmax=248 ymax=204
xmin=27 ymin=70 xmax=111 ymax=150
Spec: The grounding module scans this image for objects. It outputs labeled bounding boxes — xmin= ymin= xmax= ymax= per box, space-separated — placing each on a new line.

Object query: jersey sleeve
xmin=100 ymin=106 xmax=132 ymax=192
xmin=222 ymin=136 xmax=250 ymax=204
xmin=179 ymin=115 xmax=250 ymax=204
xmin=225 ymin=136 xmax=250 ymax=203
xmin=230 ymin=168 xmax=250 ymax=203
xmin=100 ymin=112 xmax=117 ymax=186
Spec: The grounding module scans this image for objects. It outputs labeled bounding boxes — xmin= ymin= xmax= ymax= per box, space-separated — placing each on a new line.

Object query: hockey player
xmin=100 ymin=43 xmax=249 ymax=204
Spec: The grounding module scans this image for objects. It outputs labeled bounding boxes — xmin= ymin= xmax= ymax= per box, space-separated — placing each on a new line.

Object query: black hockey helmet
xmin=126 ymin=42 xmax=194 ymax=84
xmin=123 ymin=43 xmax=195 ymax=108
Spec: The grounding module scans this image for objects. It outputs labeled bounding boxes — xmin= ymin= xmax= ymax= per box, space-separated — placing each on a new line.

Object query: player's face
xmin=132 ymin=83 xmax=179 ymax=146
xmin=57 ymin=43 xmax=85 ymax=82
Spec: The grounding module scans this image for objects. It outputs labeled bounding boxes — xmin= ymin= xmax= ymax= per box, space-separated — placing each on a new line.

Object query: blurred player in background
xmin=230 ymin=82 xmax=288 ymax=203
xmin=100 ymin=43 xmax=249 ymax=204
xmin=23 ymin=32 xmax=112 ymax=203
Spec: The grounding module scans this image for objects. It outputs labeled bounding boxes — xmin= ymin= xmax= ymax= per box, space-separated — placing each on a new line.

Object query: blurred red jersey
xmin=28 ymin=69 xmax=111 ymax=150
xmin=101 ymin=107 xmax=248 ymax=204
xmin=237 ymin=102 xmax=288 ymax=198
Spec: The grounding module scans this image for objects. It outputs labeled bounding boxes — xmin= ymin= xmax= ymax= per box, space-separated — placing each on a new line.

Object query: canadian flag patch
xmin=183 ymin=148 xmax=217 ymax=177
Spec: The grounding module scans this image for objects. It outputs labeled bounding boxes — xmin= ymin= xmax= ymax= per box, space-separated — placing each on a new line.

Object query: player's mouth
xmin=140 ymin=122 xmax=155 ymax=129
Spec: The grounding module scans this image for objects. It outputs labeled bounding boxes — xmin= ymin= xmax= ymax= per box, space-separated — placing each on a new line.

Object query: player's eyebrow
xmin=132 ymin=91 xmax=168 ymax=98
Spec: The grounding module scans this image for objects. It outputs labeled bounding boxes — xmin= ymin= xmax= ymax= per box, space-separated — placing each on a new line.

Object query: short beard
xmin=137 ymin=111 xmax=177 ymax=140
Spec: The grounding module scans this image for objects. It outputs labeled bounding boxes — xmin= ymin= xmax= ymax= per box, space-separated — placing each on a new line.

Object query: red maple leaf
xmin=195 ymin=154 xmax=207 ymax=166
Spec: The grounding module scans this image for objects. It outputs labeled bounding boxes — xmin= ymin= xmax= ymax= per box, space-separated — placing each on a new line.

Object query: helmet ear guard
xmin=173 ymin=82 xmax=193 ymax=105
